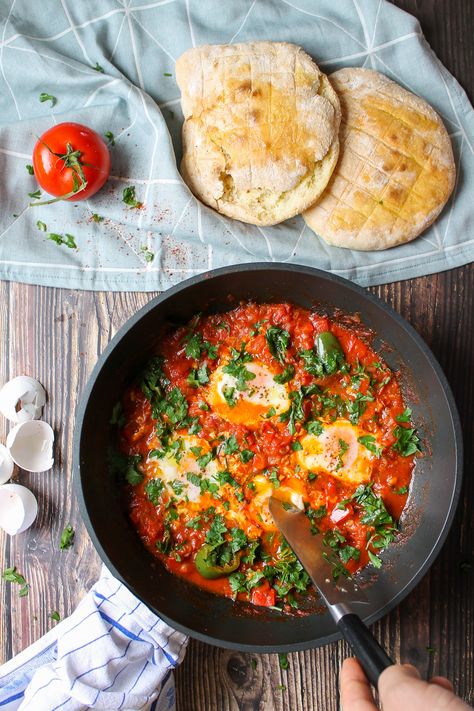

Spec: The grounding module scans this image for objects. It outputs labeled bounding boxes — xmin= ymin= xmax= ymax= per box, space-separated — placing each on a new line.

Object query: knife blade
xmin=268 ymin=496 xmax=368 ymax=609
xmin=269 ymin=496 xmax=393 ymax=688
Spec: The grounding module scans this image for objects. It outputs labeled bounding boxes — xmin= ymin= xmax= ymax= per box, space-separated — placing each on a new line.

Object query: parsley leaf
xmin=50 ymin=610 xmax=60 ymax=621
xmin=346 ymin=391 xmax=374 ymax=424
xmin=222 ymin=344 xmax=255 ymax=392
xmin=222 ymin=435 xmax=239 ymax=455
xmin=306 ymin=419 xmax=323 ymax=436
xmin=240 ymin=449 xmax=254 ymax=463
xmin=392 ymin=426 xmax=420 ymax=457
xmin=278 ymin=652 xmax=289 ymax=670
xmin=273 ymin=365 xmax=295 ymax=384
xmin=266 ymin=326 xmax=290 ymax=365
xmin=122 ymin=186 xmax=143 ymax=208
xmin=145 ymin=478 xmax=165 ymax=506
xmin=357 ymin=434 xmax=383 ymax=458
xmin=47 ymin=233 xmax=77 ymax=249
xmin=266 ymin=468 xmax=280 ymax=488
xmin=187 ymin=362 xmax=210 ymax=387
xmin=60 ymin=525 xmax=75 ymax=550
xmin=335 ymin=439 xmax=349 ymax=471
xmin=396 ymin=407 xmax=412 ymax=423
xmin=39 ymin=92 xmax=56 ymax=106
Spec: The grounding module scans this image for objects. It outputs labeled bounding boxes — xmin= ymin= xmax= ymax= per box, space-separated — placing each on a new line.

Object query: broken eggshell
xmin=6 ymin=421 xmax=54 ymax=472
xmin=0 ymin=443 xmax=14 ymax=484
xmin=0 ymin=483 xmax=38 ymax=535
xmin=0 ymin=376 xmax=46 ymax=424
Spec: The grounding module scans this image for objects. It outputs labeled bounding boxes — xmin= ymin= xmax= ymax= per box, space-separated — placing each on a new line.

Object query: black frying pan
xmin=74 ymin=264 xmax=463 ymax=653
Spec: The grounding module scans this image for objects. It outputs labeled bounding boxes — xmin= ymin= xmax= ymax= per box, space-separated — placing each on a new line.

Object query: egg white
xmin=297 ymin=420 xmax=377 ymax=485
xmin=146 ymin=435 xmax=219 ymax=503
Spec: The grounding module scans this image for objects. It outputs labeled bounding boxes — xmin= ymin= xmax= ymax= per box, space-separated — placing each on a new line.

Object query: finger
xmin=401 ymin=663 xmax=422 ymax=679
xmin=429 ymin=676 xmax=454 ymax=692
xmin=340 ymin=658 xmax=378 ymax=711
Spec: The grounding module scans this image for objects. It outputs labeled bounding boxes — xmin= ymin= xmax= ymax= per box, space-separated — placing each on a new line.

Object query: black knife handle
xmin=337 ymin=613 xmax=394 ymax=688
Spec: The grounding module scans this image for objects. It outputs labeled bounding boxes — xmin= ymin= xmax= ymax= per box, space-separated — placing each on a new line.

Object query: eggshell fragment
xmin=0 ymin=443 xmax=14 ymax=484
xmin=6 ymin=421 xmax=54 ymax=472
xmin=0 ymin=483 xmax=38 ymax=535
xmin=0 ymin=376 xmax=47 ymax=424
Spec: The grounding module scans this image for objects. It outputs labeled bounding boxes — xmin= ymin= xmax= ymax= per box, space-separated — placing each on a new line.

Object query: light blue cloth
xmin=0 ymin=566 xmax=188 ymax=710
xmin=0 ymin=0 xmax=473 ymax=291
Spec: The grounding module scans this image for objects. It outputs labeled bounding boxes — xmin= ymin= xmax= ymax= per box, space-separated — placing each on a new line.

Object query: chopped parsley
xmin=104 ymin=130 xmax=115 ymax=145
xmin=145 ymin=478 xmax=165 ymax=506
xmin=346 ymin=391 xmax=374 ymax=424
xmin=335 ymin=438 xmax=349 ymax=471
xmin=187 ymin=362 xmax=209 ymax=387
xmin=93 ymin=62 xmax=104 ymax=72
xmin=222 ymin=343 xmax=255 ymax=391
xmin=48 ymin=232 xmax=77 ymax=249
xmin=396 ymin=407 xmax=412 ymax=423
xmin=396 ymin=485 xmax=408 ymax=495
xmin=50 ymin=610 xmax=60 ymax=621
xmin=273 ymin=365 xmax=295 ymax=384
xmin=36 ymin=220 xmax=47 ymax=231
xmin=39 ymin=92 xmax=56 ymax=106
xmin=306 ymin=504 xmax=327 ymax=534
xmin=240 ymin=449 xmax=254 ymax=463
xmin=108 ymin=449 xmax=143 ymax=484
xmin=306 ymin=419 xmax=323 ymax=436
xmin=278 ymin=652 xmax=289 ymax=670
xmin=357 ymin=434 xmax=383 ymax=458
xmin=60 ymin=525 xmax=75 ymax=550
xmin=267 ymin=468 xmax=280 ymax=489
xmin=26 ymin=164 xmax=34 ymax=175
xmin=266 ymin=326 xmax=290 ymax=365
xmin=250 ymin=319 xmax=267 ymax=336
xmin=122 ymin=185 xmax=143 ymax=208
xmin=28 ymin=189 xmax=41 ymax=199
xmin=2 ymin=567 xmax=30 ymax=597
xmin=392 ymin=425 xmax=420 ymax=457
xmin=222 ymin=434 xmax=239 ymax=455
xmin=91 ymin=213 xmax=104 ymax=223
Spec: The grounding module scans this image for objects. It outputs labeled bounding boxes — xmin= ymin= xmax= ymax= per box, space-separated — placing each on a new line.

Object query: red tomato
xmin=250 ymin=583 xmax=276 ymax=608
xmin=32 ymin=122 xmax=110 ymax=201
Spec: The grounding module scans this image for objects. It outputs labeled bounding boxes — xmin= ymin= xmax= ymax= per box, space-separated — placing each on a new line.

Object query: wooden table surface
xmin=1 ymin=1 xmax=473 ymax=708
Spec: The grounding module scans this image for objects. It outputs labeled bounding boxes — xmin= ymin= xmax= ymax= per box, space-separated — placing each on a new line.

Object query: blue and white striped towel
xmin=0 ymin=566 xmax=188 ymax=711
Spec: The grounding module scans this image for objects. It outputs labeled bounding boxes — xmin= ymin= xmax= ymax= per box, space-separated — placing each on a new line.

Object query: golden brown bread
xmin=303 ymin=68 xmax=456 ymax=250
xmin=176 ymin=42 xmax=341 ymax=226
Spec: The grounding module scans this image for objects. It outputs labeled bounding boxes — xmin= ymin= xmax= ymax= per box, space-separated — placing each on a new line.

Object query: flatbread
xmin=303 ymin=68 xmax=456 ymax=250
xmin=176 ymin=42 xmax=341 ymax=226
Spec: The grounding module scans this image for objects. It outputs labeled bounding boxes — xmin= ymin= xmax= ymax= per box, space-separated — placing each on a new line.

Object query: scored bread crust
xmin=303 ymin=68 xmax=456 ymax=250
xmin=176 ymin=42 xmax=341 ymax=226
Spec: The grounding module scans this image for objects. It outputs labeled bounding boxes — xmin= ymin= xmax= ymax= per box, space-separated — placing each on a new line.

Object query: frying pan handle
xmin=337 ymin=613 xmax=394 ymax=688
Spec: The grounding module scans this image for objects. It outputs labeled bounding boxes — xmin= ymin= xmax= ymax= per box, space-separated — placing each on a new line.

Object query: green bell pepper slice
xmin=195 ymin=542 xmax=242 ymax=580
xmin=315 ymin=331 xmax=346 ymax=375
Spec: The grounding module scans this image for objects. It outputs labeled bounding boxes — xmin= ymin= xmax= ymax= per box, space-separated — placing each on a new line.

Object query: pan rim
xmin=73 ymin=262 xmax=463 ymax=652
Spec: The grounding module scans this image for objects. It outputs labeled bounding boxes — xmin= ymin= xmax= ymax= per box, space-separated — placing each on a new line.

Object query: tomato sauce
xmin=117 ymin=303 xmax=417 ymax=613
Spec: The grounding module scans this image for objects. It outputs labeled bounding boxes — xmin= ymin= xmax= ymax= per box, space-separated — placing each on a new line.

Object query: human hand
xmin=340 ymin=657 xmax=472 ymax=711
